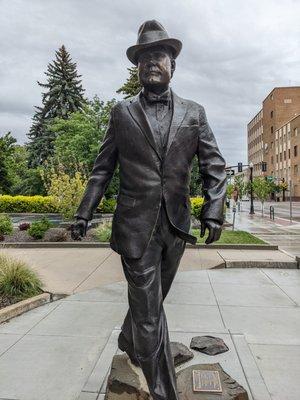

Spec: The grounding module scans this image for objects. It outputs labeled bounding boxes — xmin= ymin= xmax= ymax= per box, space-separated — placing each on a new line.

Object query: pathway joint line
xmin=73 ymin=250 xmax=114 ymax=292
xmin=0 ymin=301 xmax=62 ymax=359
xmin=260 ymin=269 xmax=299 ymax=306
xmin=231 ymin=332 xmax=271 ymax=399
xmin=207 ymin=272 xmax=227 ymax=329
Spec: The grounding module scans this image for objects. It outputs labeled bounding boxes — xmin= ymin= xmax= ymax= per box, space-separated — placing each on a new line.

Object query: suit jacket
xmin=75 ymin=90 xmax=227 ymax=258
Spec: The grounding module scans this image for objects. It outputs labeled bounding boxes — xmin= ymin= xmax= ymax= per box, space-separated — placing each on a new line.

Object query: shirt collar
xmin=141 ymin=87 xmax=171 ymax=105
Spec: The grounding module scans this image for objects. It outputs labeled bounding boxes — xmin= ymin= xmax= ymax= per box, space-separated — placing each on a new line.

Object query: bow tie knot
xmin=144 ymin=91 xmax=170 ymax=105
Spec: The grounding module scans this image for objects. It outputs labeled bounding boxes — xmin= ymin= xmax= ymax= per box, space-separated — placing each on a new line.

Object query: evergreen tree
xmin=0 ymin=132 xmax=17 ymax=194
xmin=116 ymin=67 xmax=141 ymax=98
xmin=27 ymin=45 xmax=85 ymax=167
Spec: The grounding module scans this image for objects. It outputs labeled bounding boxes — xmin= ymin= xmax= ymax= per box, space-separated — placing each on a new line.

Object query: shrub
xmin=97 ymin=198 xmax=116 ymax=214
xmin=0 ymin=214 xmax=13 ymax=235
xmin=44 ymin=167 xmax=87 ymax=220
xmin=43 ymin=228 xmax=67 ymax=242
xmin=19 ymin=222 xmax=31 ymax=231
xmin=190 ymin=197 xmax=204 ymax=220
xmin=92 ymin=222 xmax=112 ymax=242
xmin=0 ymin=254 xmax=43 ymax=300
xmin=28 ymin=217 xmax=52 ymax=239
xmin=0 ymin=195 xmax=58 ymax=213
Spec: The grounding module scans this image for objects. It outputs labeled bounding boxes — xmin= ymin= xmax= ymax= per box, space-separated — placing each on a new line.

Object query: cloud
xmin=1 ymin=0 xmax=300 ymax=166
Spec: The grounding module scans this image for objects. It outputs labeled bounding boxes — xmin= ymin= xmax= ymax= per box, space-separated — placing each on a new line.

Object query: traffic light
xmin=237 ymin=162 xmax=243 ymax=173
xmin=262 ymin=162 xmax=267 ymax=172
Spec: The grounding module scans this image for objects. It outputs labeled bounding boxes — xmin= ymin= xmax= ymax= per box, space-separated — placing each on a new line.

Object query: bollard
xmin=232 ymin=205 xmax=236 ymax=231
xmin=269 ymin=206 xmax=275 ymax=220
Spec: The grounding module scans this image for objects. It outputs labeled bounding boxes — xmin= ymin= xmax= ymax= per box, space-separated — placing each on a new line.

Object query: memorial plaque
xmin=192 ymin=369 xmax=222 ymax=393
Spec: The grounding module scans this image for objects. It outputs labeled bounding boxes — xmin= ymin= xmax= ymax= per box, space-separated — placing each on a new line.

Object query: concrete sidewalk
xmin=0 ymin=247 xmax=297 ymax=294
xmin=226 ymin=208 xmax=300 ymax=258
xmin=0 ymin=268 xmax=300 ymax=400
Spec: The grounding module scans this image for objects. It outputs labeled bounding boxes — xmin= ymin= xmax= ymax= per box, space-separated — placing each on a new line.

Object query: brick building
xmin=247 ymin=87 xmax=300 ymax=199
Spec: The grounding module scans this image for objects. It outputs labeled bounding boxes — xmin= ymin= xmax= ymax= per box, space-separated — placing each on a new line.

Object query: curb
xmin=0 ymin=293 xmax=51 ymax=324
xmin=225 ymin=261 xmax=298 ymax=269
xmin=0 ymin=242 xmax=279 ymax=250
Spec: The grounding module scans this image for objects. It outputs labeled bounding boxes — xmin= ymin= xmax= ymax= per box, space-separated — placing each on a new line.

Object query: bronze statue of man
xmin=72 ymin=20 xmax=227 ymax=400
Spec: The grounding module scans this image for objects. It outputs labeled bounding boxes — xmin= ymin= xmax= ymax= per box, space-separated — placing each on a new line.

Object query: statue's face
xmin=137 ymin=45 xmax=175 ymax=89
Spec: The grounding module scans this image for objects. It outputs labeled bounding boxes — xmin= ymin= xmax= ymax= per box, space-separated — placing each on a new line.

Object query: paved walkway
xmin=0 ymin=268 xmax=299 ymax=400
xmin=251 ymin=200 xmax=300 ymax=222
xmin=0 ymin=247 xmax=296 ymax=294
xmin=227 ymin=208 xmax=300 ymax=258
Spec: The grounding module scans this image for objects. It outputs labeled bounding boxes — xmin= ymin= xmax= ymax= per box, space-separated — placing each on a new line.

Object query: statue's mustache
xmin=145 ymin=67 xmax=162 ymax=76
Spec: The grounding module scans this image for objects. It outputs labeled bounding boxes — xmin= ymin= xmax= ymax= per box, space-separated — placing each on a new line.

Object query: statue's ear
xmin=171 ymin=59 xmax=176 ymax=77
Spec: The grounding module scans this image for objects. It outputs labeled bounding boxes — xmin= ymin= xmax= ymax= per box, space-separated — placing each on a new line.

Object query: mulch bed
xmin=1 ymin=228 xmax=99 ymax=243
xmin=0 ymin=295 xmax=19 ymax=310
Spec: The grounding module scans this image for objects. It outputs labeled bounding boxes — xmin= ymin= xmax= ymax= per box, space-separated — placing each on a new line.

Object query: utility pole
xmin=289 ymin=180 xmax=293 ymax=222
xmin=249 ymin=162 xmax=255 ymax=215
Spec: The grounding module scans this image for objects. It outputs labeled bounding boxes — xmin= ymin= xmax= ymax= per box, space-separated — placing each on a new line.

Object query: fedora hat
xmin=126 ymin=20 xmax=182 ymax=65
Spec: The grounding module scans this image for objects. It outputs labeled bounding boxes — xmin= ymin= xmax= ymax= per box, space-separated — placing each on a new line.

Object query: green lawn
xmin=93 ymin=223 xmax=265 ymax=245
xmin=191 ymin=229 xmax=266 ymax=245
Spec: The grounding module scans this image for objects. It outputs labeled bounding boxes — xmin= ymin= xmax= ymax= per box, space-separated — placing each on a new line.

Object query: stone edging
xmin=0 ymin=242 xmax=279 ymax=250
xmin=0 ymin=293 xmax=51 ymax=324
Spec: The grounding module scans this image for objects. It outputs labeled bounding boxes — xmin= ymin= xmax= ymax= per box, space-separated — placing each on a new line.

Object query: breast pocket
xmin=180 ymin=124 xmax=199 ymax=129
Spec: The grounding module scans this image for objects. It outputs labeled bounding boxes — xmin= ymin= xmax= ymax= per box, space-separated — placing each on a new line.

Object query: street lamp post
xmin=249 ymin=162 xmax=255 ymax=215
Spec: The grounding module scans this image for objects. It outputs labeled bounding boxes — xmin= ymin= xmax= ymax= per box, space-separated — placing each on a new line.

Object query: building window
xmin=270 ymin=111 xmax=273 ymax=118
xmin=294 ymin=165 xmax=298 ymax=175
xmin=276 ymin=154 xmax=279 ymax=162
xmin=280 ymin=153 xmax=282 ymax=162
xmin=271 ymin=141 xmax=274 ymax=148
xmin=294 ymin=128 xmax=298 ymax=137
xmin=271 ymin=126 xmax=273 ymax=134
xmin=284 ymin=151 xmax=286 ymax=160
xmin=271 ymin=156 xmax=274 ymax=164
xmin=289 ymin=149 xmax=291 ymax=159
xmin=294 ymin=145 xmax=298 ymax=157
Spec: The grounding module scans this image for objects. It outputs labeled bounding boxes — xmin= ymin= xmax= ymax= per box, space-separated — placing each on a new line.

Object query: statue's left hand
xmin=200 ymin=219 xmax=222 ymax=244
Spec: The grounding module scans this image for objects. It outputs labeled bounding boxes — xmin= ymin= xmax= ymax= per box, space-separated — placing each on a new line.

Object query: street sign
xmin=226 ymin=170 xmax=235 ymax=176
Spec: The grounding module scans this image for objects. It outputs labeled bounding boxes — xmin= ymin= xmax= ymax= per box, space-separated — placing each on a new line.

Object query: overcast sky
xmin=1 ymin=0 xmax=300 ymax=166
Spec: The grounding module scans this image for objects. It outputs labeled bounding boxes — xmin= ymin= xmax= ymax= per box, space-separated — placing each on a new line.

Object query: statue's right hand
xmin=71 ymin=218 xmax=88 ymax=240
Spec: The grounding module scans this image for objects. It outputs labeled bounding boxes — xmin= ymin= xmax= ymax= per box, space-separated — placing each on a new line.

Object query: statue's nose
xmin=146 ymin=59 xmax=156 ymax=68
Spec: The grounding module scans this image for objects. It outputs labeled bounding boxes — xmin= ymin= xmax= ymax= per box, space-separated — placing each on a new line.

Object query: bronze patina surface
xmin=72 ymin=20 xmax=227 ymax=400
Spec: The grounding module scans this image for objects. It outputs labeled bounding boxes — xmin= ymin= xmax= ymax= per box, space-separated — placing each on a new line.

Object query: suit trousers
xmin=119 ymin=199 xmax=186 ymax=400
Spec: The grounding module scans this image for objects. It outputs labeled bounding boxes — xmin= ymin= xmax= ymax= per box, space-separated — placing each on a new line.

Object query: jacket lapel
xmin=127 ymin=93 xmax=162 ymax=160
xmin=166 ymin=90 xmax=188 ymax=155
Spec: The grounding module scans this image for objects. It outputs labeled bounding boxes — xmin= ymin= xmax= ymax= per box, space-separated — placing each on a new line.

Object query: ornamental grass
xmin=0 ymin=254 xmax=43 ymax=301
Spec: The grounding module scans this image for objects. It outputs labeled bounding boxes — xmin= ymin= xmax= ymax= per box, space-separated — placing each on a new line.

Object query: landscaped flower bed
xmin=0 ymin=211 xmax=265 ymax=245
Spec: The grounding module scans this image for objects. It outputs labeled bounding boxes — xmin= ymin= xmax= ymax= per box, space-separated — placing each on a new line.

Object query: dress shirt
xmin=141 ymin=88 xmax=173 ymax=158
